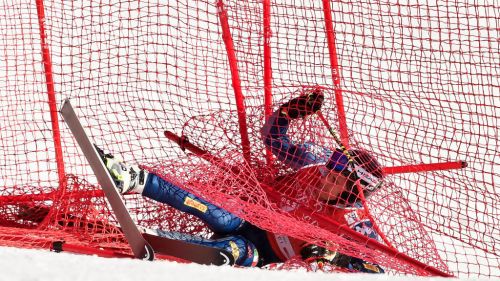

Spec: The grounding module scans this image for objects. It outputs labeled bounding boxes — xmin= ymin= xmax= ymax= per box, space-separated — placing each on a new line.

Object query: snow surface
xmin=0 ymin=246 xmax=491 ymax=281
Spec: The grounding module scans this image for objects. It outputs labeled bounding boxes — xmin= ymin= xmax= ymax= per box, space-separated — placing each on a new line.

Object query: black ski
xmin=60 ymin=99 xmax=234 ymax=266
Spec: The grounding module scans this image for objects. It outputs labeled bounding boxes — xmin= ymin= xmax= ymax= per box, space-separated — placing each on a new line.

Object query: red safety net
xmin=0 ymin=0 xmax=498 ymax=277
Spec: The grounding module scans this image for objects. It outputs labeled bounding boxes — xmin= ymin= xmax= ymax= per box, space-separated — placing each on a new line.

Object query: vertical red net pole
xmin=35 ymin=0 xmax=66 ymax=188
xmin=321 ymin=0 xmax=350 ymax=148
xmin=216 ymin=0 xmax=252 ymax=163
xmin=263 ymin=0 xmax=274 ymax=167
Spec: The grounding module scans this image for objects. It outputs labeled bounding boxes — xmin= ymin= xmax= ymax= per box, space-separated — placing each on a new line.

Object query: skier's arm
xmin=261 ymin=111 xmax=318 ymax=170
xmin=261 ymin=90 xmax=324 ymax=170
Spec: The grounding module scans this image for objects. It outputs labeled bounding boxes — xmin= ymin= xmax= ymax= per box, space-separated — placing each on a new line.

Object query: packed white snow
xmin=0 ymin=246 xmax=491 ymax=281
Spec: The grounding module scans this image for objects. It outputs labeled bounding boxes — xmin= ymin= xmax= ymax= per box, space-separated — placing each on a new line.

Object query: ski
xmin=60 ymin=99 xmax=154 ymax=260
xmin=60 ymin=99 xmax=234 ymax=265
xmin=142 ymin=232 xmax=233 ymax=265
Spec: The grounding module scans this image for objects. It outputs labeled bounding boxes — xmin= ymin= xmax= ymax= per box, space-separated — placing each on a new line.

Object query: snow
xmin=0 ymin=246 xmax=491 ymax=281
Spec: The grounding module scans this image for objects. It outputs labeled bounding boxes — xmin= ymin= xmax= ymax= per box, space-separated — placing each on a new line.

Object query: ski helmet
xmin=325 ymin=148 xmax=384 ymax=205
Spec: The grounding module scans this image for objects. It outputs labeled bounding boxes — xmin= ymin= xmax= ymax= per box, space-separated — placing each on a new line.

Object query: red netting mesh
xmin=0 ymin=0 xmax=498 ymax=277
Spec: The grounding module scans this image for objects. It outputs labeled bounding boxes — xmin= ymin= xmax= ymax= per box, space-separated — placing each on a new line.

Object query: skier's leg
xmin=142 ymin=174 xmax=245 ymax=235
xmin=235 ymin=223 xmax=281 ymax=266
xmin=98 ymin=147 xmax=245 ymax=235
xmin=154 ymin=229 xmax=259 ymax=267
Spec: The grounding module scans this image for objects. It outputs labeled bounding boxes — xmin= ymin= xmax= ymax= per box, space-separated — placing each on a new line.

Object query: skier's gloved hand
xmin=279 ymin=88 xmax=324 ymax=119
xmin=300 ymin=244 xmax=384 ymax=273
xmin=332 ymin=253 xmax=385 ymax=273
xmin=300 ymin=243 xmax=337 ymax=264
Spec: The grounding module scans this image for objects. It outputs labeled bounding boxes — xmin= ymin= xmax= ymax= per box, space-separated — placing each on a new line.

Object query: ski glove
xmin=300 ymin=244 xmax=337 ymax=263
xmin=300 ymin=244 xmax=384 ymax=273
xmin=279 ymin=89 xmax=324 ymax=119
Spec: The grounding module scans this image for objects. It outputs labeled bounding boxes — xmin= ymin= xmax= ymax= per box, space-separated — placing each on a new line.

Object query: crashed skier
xmin=100 ymin=88 xmax=385 ymax=272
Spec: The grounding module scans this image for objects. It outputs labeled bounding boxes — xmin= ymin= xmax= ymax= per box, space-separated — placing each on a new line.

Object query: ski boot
xmin=95 ymin=145 xmax=148 ymax=194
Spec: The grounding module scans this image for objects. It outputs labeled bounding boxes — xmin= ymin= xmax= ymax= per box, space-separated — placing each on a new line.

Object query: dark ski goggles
xmin=325 ymin=149 xmax=383 ymax=192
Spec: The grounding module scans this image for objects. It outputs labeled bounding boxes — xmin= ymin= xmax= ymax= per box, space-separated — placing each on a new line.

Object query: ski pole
xmin=316 ymin=111 xmax=354 ymax=163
